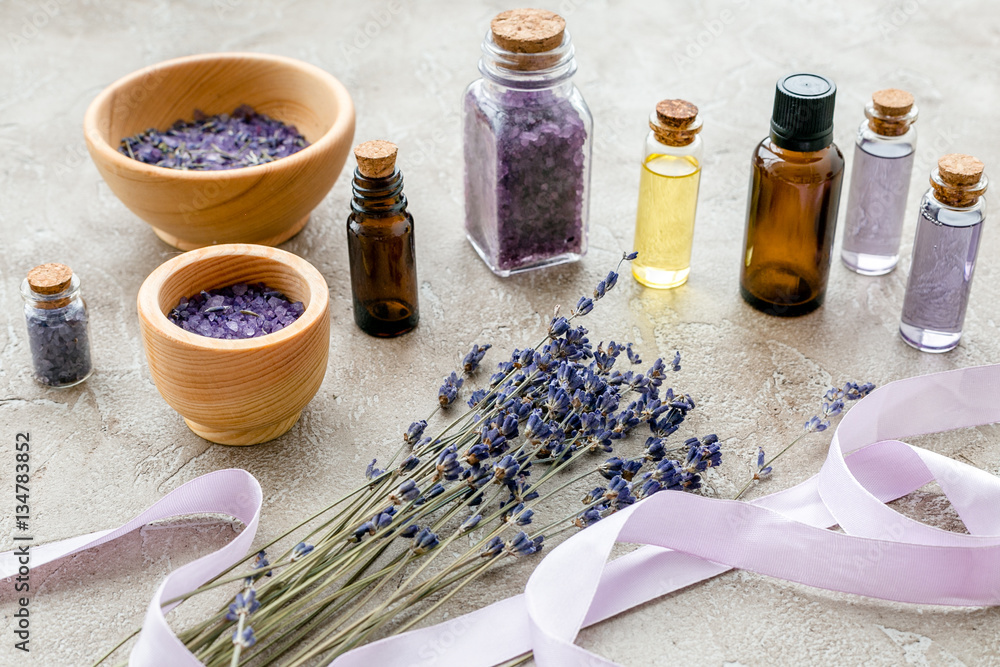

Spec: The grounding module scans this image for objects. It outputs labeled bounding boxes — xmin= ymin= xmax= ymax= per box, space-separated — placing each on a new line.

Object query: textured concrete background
xmin=1 ymin=0 xmax=999 ymax=665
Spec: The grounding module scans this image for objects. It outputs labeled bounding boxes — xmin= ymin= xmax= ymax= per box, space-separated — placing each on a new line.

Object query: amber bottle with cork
xmin=347 ymin=140 xmax=419 ymax=337
xmin=740 ymin=73 xmax=845 ymax=316
xmin=900 ymin=154 xmax=988 ymax=353
xmin=632 ymin=99 xmax=703 ymax=289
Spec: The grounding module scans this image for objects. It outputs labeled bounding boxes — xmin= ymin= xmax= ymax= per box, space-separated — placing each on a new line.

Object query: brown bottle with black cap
xmin=739 ymin=73 xmax=845 ymax=316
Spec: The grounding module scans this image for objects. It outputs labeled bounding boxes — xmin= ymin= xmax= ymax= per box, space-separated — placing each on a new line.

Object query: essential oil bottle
xmin=347 ymin=140 xmax=419 ymax=337
xmin=841 ymin=88 xmax=918 ymax=275
xmin=900 ymin=154 xmax=987 ymax=353
xmin=740 ymin=73 xmax=845 ymax=316
xmin=631 ymin=99 xmax=703 ymax=289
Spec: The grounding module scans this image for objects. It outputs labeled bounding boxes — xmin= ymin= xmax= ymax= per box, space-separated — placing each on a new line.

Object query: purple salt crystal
xmin=464 ymin=86 xmax=591 ymax=275
xmin=25 ymin=299 xmax=92 ymax=387
xmin=168 ymin=283 xmax=305 ymax=340
xmin=118 ymin=105 xmax=309 ymax=171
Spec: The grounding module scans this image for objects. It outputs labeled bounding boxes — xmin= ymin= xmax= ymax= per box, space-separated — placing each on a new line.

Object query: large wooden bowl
xmin=84 ymin=53 xmax=355 ymax=250
xmin=138 ymin=244 xmax=330 ymax=445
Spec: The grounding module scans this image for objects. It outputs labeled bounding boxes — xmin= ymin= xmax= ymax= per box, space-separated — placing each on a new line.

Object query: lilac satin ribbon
xmin=3 ymin=365 xmax=999 ymax=666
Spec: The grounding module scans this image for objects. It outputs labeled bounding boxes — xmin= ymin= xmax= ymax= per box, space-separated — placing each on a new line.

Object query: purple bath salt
xmin=169 ymin=283 xmax=305 ymax=340
xmin=119 ymin=104 xmax=309 ymax=171
xmin=464 ymin=88 xmax=589 ymax=274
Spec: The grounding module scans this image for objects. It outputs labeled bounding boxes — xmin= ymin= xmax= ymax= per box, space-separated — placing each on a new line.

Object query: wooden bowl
xmin=137 ymin=244 xmax=330 ymax=445
xmin=84 ymin=52 xmax=355 ymax=250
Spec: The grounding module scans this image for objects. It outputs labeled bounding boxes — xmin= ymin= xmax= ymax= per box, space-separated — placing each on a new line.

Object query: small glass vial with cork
xmin=463 ymin=8 xmax=593 ymax=276
xmin=899 ymin=154 xmax=987 ymax=353
xmin=740 ymin=73 xmax=845 ymax=316
xmin=631 ymin=99 xmax=703 ymax=289
xmin=20 ymin=263 xmax=93 ymax=387
xmin=347 ymin=140 xmax=419 ymax=337
xmin=841 ymin=88 xmax=919 ymax=275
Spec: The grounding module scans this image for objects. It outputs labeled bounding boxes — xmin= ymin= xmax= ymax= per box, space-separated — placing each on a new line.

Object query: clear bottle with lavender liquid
xmin=900 ymin=154 xmax=987 ymax=353
xmin=463 ymin=8 xmax=592 ymax=276
xmin=841 ymin=89 xmax=918 ymax=275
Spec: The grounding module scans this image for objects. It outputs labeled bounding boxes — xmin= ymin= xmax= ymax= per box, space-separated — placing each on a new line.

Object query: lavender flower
xmin=463 ymin=344 xmax=492 ymax=373
xmin=232 ymin=627 xmax=257 ymax=649
xmin=573 ymin=507 xmax=603 ymax=528
xmin=480 ymin=536 xmax=504 ymax=558
xmin=460 ymin=514 xmax=482 ymax=532
xmin=626 ymin=344 xmax=641 ymax=365
xmin=573 ymin=296 xmax=594 ymax=316
xmin=225 ymin=590 xmax=260 ymax=621
xmin=404 ymin=420 xmax=427 ymax=445
xmin=438 ymin=372 xmax=464 ymax=408
xmin=290 ymin=542 xmax=314 ymax=562
xmin=506 ymin=531 xmax=544 ymax=557
xmin=754 ymin=447 xmax=773 ymax=480
xmin=391 ymin=480 xmax=421 ymax=504
xmin=412 ymin=528 xmax=440 ymax=554
xmin=365 ymin=459 xmax=385 ymax=480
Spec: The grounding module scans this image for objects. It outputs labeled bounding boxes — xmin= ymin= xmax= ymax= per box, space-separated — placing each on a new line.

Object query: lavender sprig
xmin=733 ymin=381 xmax=875 ymax=500
xmin=143 ymin=251 xmax=727 ymax=667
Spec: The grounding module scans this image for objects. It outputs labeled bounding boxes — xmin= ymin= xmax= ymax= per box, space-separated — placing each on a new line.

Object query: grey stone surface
xmin=2 ymin=0 xmax=999 ymax=664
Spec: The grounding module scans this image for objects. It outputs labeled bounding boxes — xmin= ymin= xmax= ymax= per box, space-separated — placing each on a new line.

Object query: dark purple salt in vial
xmin=841 ymin=89 xmax=918 ymax=276
xmin=119 ymin=104 xmax=309 ymax=171
xmin=900 ymin=154 xmax=987 ymax=353
xmin=21 ymin=263 xmax=93 ymax=388
xmin=169 ymin=283 xmax=305 ymax=340
xmin=463 ymin=9 xmax=592 ymax=276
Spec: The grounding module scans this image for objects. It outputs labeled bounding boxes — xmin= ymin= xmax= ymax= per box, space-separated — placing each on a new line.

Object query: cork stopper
xmin=867 ymin=89 xmax=917 ymax=137
xmin=938 ymin=154 xmax=984 ymax=186
xmin=354 ymin=140 xmax=398 ymax=179
xmin=932 ymin=154 xmax=987 ymax=207
xmin=872 ymin=88 xmax=914 ymax=117
xmin=491 ymin=9 xmax=565 ymax=54
xmin=27 ymin=263 xmax=73 ymax=295
xmin=650 ymin=99 xmax=702 ymax=147
xmin=655 ymin=100 xmax=699 ymax=129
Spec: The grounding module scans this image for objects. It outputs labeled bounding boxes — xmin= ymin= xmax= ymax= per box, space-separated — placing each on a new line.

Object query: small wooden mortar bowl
xmin=137 ymin=244 xmax=330 ymax=445
xmin=84 ymin=52 xmax=355 ymax=250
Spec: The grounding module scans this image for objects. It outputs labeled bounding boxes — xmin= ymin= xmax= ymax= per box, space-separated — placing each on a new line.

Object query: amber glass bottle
xmin=347 ymin=140 xmax=419 ymax=337
xmin=740 ymin=74 xmax=845 ymax=316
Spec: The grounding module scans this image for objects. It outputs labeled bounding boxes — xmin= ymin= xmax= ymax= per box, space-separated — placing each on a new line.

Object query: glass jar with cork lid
xmin=632 ymin=99 xmax=704 ymax=289
xmin=841 ymin=88 xmax=919 ymax=275
xmin=899 ymin=153 xmax=988 ymax=353
xmin=20 ymin=263 xmax=93 ymax=387
xmin=463 ymin=8 xmax=593 ymax=276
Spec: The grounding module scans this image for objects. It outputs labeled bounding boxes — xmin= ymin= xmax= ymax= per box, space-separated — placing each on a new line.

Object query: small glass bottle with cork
xmin=20 ymin=263 xmax=93 ymax=387
xmin=463 ymin=8 xmax=593 ymax=276
xmin=841 ymin=88 xmax=919 ymax=275
xmin=632 ymin=98 xmax=703 ymax=289
xmin=739 ymin=73 xmax=845 ymax=316
xmin=347 ymin=140 xmax=419 ymax=338
xmin=899 ymin=154 xmax=988 ymax=353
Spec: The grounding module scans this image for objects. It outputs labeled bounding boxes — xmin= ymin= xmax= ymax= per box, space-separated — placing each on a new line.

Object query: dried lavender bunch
xmin=734 ymin=381 xmax=876 ymax=500
xmin=119 ymin=104 xmax=309 ymax=171
xmin=100 ymin=252 xmax=723 ymax=667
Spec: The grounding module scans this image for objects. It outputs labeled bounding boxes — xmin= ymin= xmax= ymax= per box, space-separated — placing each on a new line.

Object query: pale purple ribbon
xmin=3 ymin=365 xmax=999 ymax=665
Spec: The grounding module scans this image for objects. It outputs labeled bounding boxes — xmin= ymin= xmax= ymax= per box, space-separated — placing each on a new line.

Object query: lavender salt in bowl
xmin=137 ymin=244 xmax=330 ymax=446
xmin=84 ymin=52 xmax=355 ymax=250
